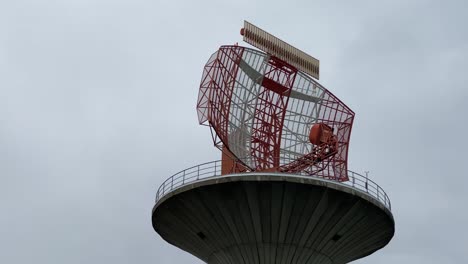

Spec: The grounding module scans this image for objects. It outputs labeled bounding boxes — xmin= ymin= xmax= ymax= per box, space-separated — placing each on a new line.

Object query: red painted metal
xmin=197 ymin=45 xmax=354 ymax=182
xmin=250 ymin=56 xmax=297 ymax=170
xmin=280 ymin=123 xmax=338 ymax=176
xmin=197 ymin=46 xmax=245 ymax=148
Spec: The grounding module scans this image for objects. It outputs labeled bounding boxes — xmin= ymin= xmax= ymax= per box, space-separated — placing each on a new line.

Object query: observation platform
xmin=152 ymin=161 xmax=394 ymax=264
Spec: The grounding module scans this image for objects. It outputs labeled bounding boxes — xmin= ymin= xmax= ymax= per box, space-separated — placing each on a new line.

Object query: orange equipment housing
xmin=309 ymin=123 xmax=335 ymax=145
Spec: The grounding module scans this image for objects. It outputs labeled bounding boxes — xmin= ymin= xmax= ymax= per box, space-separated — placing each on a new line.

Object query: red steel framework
xmin=197 ymin=46 xmax=245 ymax=148
xmin=250 ymin=57 xmax=297 ymax=170
xmin=197 ymin=46 xmax=354 ymax=181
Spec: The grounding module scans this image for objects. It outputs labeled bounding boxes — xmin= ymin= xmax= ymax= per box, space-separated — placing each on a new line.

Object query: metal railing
xmin=155 ymin=160 xmax=391 ymax=211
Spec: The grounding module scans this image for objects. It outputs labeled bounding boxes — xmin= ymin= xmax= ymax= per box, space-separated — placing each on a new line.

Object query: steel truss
xmin=197 ymin=46 xmax=354 ymax=181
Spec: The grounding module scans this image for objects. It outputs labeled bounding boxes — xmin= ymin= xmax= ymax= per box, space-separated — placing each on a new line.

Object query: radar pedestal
xmin=152 ymin=171 xmax=394 ymax=264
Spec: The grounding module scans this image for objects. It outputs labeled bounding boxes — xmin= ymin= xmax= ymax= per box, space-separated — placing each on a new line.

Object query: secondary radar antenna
xmin=240 ymin=20 xmax=320 ymax=79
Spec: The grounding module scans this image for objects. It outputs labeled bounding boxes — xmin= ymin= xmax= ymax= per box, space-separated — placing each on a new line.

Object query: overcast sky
xmin=1 ymin=0 xmax=467 ymax=263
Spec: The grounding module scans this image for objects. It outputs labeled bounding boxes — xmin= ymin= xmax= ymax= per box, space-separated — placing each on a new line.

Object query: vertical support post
xmin=365 ymin=171 xmax=369 ymax=193
xmin=214 ymin=161 xmax=217 ymax=177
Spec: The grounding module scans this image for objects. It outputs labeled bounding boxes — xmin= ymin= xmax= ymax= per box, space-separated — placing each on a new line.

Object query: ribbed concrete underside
xmin=152 ymin=175 xmax=394 ymax=264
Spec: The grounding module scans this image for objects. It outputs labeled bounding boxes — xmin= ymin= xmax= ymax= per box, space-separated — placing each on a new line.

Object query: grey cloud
xmin=0 ymin=0 xmax=466 ymax=263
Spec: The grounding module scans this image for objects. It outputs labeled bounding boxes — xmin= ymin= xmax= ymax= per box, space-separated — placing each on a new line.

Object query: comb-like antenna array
xmin=241 ymin=20 xmax=320 ymax=79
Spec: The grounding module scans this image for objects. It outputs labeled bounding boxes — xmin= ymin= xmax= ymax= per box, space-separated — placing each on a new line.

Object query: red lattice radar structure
xmin=197 ymin=46 xmax=354 ymax=181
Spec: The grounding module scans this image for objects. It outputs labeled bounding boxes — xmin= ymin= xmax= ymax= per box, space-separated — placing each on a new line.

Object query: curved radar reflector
xmin=197 ymin=45 xmax=354 ymax=182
